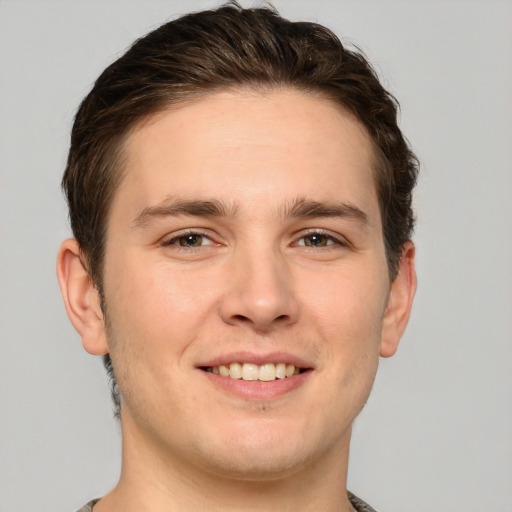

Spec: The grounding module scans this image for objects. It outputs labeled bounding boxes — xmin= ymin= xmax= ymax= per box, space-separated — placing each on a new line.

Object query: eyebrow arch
xmin=132 ymin=197 xmax=239 ymax=228
xmin=282 ymin=197 xmax=369 ymax=225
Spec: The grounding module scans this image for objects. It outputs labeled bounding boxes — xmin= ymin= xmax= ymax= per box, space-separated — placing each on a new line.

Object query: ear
xmin=380 ymin=241 xmax=417 ymax=358
xmin=56 ymin=238 xmax=109 ymax=355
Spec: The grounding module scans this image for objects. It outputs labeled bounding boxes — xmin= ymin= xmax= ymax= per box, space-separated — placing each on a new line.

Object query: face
xmin=97 ymin=89 xmax=408 ymax=478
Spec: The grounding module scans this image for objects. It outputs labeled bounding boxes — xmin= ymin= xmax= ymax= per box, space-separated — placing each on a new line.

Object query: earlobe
xmin=380 ymin=241 xmax=417 ymax=358
xmin=56 ymin=238 xmax=109 ymax=356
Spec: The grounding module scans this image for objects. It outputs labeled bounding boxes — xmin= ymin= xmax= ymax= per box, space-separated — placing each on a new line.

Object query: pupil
xmin=179 ymin=234 xmax=202 ymax=247
xmin=307 ymin=234 xmax=326 ymax=247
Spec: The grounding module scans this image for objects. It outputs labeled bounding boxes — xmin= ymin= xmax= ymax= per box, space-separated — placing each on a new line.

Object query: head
xmin=60 ymin=2 xmax=417 ymax=437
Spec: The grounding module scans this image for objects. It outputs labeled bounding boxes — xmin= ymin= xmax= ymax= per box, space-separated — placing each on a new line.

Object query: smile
xmin=202 ymin=363 xmax=305 ymax=381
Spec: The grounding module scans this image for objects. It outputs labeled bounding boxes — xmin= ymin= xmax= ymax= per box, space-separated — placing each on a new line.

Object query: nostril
xmin=231 ymin=313 xmax=290 ymax=325
xmin=233 ymin=314 xmax=250 ymax=322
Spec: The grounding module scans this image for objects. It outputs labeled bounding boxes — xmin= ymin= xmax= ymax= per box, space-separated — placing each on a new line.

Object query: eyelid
xmin=293 ymin=228 xmax=350 ymax=248
xmin=158 ymin=227 xmax=350 ymax=249
xmin=160 ymin=228 xmax=218 ymax=247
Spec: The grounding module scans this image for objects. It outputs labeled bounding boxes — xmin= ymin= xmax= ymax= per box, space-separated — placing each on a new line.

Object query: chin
xmin=189 ymin=419 xmax=328 ymax=481
xmin=198 ymin=446 xmax=311 ymax=482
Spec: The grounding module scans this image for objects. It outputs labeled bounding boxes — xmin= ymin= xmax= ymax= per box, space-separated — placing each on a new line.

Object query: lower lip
xmin=199 ymin=370 xmax=312 ymax=400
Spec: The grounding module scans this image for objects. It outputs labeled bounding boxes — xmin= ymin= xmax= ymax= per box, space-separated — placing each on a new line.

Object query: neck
xmin=95 ymin=413 xmax=355 ymax=512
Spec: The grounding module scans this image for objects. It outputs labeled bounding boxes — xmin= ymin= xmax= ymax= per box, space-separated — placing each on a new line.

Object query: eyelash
xmin=161 ymin=230 xmax=216 ymax=250
xmin=161 ymin=229 xmax=349 ymax=250
xmin=294 ymin=229 xmax=349 ymax=249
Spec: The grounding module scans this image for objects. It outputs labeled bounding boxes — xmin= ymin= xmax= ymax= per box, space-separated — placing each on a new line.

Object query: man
xmin=57 ymin=4 xmax=417 ymax=511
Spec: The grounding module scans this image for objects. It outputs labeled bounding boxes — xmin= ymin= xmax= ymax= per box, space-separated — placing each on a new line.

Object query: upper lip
xmin=197 ymin=351 xmax=313 ymax=369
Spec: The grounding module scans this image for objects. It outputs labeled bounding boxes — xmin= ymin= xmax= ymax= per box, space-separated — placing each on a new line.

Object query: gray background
xmin=1 ymin=1 xmax=511 ymax=511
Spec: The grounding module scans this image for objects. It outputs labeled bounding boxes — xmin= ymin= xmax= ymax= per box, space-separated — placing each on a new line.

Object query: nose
xmin=219 ymin=249 xmax=299 ymax=333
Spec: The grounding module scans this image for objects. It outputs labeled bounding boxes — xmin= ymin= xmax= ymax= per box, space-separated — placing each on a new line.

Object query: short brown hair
xmin=62 ymin=2 xmax=418 ymax=416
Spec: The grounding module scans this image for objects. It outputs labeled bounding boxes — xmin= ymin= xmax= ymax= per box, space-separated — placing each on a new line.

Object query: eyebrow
xmin=132 ymin=197 xmax=239 ymax=228
xmin=281 ymin=197 xmax=369 ymax=225
xmin=132 ymin=196 xmax=368 ymax=228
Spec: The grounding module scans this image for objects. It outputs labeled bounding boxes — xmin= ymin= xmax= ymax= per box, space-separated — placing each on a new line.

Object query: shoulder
xmin=348 ymin=491 xmax=379 ymax=512
xmin=75 ymin=499 xmax=100 ymax=512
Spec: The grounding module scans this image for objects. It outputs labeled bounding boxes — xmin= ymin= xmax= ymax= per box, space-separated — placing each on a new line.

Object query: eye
xmin=177 ymin=233 xmax=206 ymax=247
xmin=163 ymin=231 xmax=215 ymax=248
xmin=302 ymin=233 xmax=333 ymax=247
xmin=296 ymin=232 xmax=341 ymax=248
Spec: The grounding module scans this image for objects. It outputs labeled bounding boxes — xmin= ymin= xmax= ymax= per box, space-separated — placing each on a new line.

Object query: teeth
xmin=229 ymin=363 xmax=242 ymax=379
xmin=286 ymin=364 xmax=296 ymax=378
xmin=206 ymin=362 xmax=303 ymax=381
xmin=242 ymin=363 xmax=259 ymax=381
xmin=259 ymin=363 xmax=276 ymax=381
xmin=276 ymin=363 xmax=286 ymax=379
xmin=219 ymin=364 xmax=230 ymax=377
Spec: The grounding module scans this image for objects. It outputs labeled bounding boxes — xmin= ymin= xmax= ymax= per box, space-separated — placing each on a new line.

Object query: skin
xmin=57 ymin=89 xmax=416 ymax=512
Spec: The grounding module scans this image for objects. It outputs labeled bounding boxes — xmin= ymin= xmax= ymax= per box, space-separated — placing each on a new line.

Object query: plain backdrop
xmin=1 ymin=1 xmax=511 ymax=511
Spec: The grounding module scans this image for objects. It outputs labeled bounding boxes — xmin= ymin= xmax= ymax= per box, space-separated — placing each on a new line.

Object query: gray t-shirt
xmin=76 ymin=492 xmax=377 ymax=511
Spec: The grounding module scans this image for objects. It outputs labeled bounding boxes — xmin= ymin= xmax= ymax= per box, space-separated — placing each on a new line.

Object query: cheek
xmin=305 ymin=264 xmax=388 ymax=331
xmin=301 ymin=263 xmax=389 ymax=379
xmin=102 ymin=256 xmax=225 ymax=385
xmin=298 ymin=266 xmax=386 ymax=440
xmin=107 ymin=257 xmax=210 ymax=329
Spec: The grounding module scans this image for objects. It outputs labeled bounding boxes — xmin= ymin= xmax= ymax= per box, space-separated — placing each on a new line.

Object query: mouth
xmin=199 ymin=362 xmax=309 ymax=382
xmin=198 ymin=354 xmax=313 ymax=400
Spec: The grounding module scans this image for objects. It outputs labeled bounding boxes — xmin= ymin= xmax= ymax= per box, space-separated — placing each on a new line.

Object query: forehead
xmin=113 ymin=88 xmax=379 ymax=223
